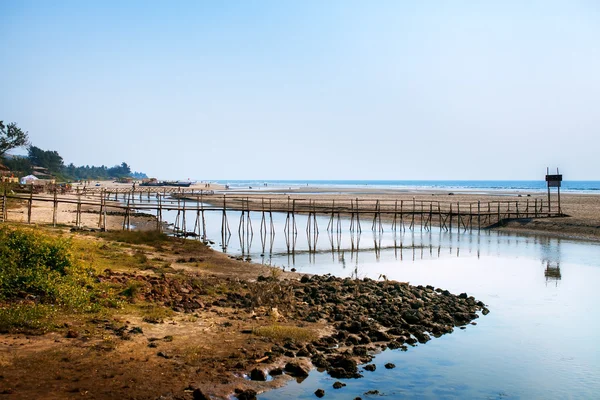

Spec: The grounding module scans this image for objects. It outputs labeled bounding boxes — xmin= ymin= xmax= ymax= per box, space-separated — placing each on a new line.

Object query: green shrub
xmin=0 ymin=226 xmax=96 ymax=309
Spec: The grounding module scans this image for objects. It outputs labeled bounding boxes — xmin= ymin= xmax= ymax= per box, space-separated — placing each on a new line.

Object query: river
xmin=154 ymin=203 xmax=600 ymax=399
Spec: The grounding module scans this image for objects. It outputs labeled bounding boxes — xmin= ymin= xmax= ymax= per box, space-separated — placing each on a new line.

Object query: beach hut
xmin=20 ymin=175 xmax=39 ymax=185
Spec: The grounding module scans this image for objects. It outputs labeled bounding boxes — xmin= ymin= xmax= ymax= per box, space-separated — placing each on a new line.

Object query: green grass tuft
xmin=253 ymin=325 xmax=317 ymax=342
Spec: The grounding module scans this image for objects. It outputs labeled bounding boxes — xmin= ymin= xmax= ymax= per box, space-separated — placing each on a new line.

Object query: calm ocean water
xmin=213 ymin=180 xmax=600 ymax=193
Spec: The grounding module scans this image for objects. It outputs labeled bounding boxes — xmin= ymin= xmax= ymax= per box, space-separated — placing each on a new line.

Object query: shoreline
xmin=0 ymin=225 xmax=485 ymax=400
xmin=1 ymin=182 xmax=598 ymax=399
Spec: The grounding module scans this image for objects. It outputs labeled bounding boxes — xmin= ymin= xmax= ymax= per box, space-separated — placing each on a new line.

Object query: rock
xmin=327 ymin=356 xmax=360 ymax=379
xmin=269 ymin=368 xmax=283 ymax=376
xmin=369 ymin=330 xmax=390 ymax=342
xmin=413 ymin=331 xmax=430 ymax=344
xmin=66 ymin=330 xmax=79 ymax=339
xmin=384 ymin=363 xmax=396 ymax=369
xmin=157 ymin=351 xmax=171 ymax=359
xmin=333 ymin=381 xmax=346 ymax=389
xmin=249 ymin=368 xmax=267 ymax=381
xmin=192 ymin=388 xmax=210 ymax=400
xmin=236 ymin=389 xmax=257 ymax=400
xmin=311 ymin=353 xmax=329 ymax=368
xmin=297 ymin=347 xmax=311 ymax=357
xmin=353 ymin=346 xmax=368 ymax=356
xmin=284 ymin=362 xmax=309 ymax=377
xmin=301 ymin=275 xmax=310 ymax=283
xmin=315 ymin=388 xmax=325 ymax=398
xmin=364 ymin=364 xmax=376 ymax=372
xmin=402 ymin=310 xmax=421 ymax=324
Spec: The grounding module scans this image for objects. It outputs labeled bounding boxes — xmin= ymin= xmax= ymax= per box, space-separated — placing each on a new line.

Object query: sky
xmin=1 ymin=0 xmax=599 ymax=180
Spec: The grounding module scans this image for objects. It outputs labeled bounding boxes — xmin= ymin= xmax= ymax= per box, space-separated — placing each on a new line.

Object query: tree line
xmin=0 ymin=121 xmax=147 ymax=181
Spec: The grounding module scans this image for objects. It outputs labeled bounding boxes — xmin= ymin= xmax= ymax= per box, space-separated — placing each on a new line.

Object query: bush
xmin=0 ymin=226 xmax=96 ymax=310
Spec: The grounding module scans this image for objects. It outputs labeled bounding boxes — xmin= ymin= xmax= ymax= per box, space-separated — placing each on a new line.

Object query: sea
xmin=212 ymin=179 xmax=600 ymax=193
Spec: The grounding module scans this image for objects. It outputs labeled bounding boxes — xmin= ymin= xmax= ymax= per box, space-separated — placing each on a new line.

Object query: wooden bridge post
xmin=356 ymin=198 xmax=361 ymax=233
xmin=349 ymin=199 xmax=354 ymax=232
xmin=410 ymin=197 xmax=415 ymax=230
xmin=477 ymin=201 xmax=481 ymax=231
xmin=221 ymin=195 xmax=229 ymax=248
xmin=392 ymin=200 xmax=398 ymax=231
xmin=156 ymin=193 xmax=162 ymax=231
xmin=27 ymin=185 xmax=33 ymax=224
xmin=327 ymin=199 xmax=334 ymax=232
xmin=96 ymin=189 xmax=103 ymax=228
xmin=269 ymin=198 xmax=274 ymax=236
xmin=398 ymin=200 xmax=403 ymax=231
xmin=428 ymin=203 xmax=433 ymax=230
xmin=182 ymin=198 xmax=187 ymax=234
xmin=420 ymin=201 xmax=424 ymax=231
xmin=469 ymin=203 xmax=473 ymax=232
xmin=497 ymin=203 xmax=501 ymax=224
xmin=1 ymin=185 xmax=6 ymax=222
xmin=52 ymin=188 xmax=58 ymax=227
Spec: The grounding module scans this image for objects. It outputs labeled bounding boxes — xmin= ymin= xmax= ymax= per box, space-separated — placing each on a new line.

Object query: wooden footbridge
xmin=2 ymin=187 xmax=564 ymax=242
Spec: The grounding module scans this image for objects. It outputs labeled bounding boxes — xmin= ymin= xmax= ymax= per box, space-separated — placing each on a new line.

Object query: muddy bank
xmin=97 ymin=270 xmax=487 ymax=399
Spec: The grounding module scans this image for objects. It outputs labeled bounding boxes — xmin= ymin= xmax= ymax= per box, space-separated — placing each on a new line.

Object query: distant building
xmin=0 ymin=163 xmax=19 ymax=183
xmin=32 ymin=166 xmax=53 ymax=180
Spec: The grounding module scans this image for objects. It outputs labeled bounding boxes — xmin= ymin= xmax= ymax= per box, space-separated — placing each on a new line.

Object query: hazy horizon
xmin=2 ymin=1 xmax=599 ymax=180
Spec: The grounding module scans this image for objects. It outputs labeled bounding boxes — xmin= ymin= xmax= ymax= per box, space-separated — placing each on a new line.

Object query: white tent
xmin=20 ymin=175 xmax=39 ymax=184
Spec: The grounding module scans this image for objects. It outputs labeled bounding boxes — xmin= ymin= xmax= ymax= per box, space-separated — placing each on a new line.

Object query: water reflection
xmin=132 ymin=198 xmax=600 ymax=399
xmin=147 ymin=205 xmax=579 ymax=287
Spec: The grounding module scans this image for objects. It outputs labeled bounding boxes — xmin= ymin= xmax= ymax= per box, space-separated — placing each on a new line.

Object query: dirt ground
xmin=0 ymin=228 xmax=314 ymax=399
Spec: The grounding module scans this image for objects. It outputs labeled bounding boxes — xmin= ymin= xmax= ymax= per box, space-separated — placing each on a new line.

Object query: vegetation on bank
xmin=0 ymin=226 xmax=173 ymax=333
xmin=3 ymin=148 xmax=146 ymax=181
xmin=0 ymin=119 xmax=146 ymax=180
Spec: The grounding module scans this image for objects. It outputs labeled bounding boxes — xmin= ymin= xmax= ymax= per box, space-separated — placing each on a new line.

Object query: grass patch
xmin=253 ymin=325 xmax=317 ymax=342
xmin=98 ymin=230 xmax=169 ymax=248
xmin=120 ymin=280 xmax=146 ymax=302
xmin=0 ymin=304 xmax=57 ymax=333
xmin=140 ymin=304 xmax=174 ymax=324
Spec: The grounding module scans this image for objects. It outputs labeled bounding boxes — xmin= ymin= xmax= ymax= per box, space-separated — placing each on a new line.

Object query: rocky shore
xmin=99 ymin=270 xmax=488 ymax=399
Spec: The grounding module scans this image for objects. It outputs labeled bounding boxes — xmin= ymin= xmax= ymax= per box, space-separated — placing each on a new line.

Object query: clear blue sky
xmin=1 ymin=0 xmax=598 ymax=180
